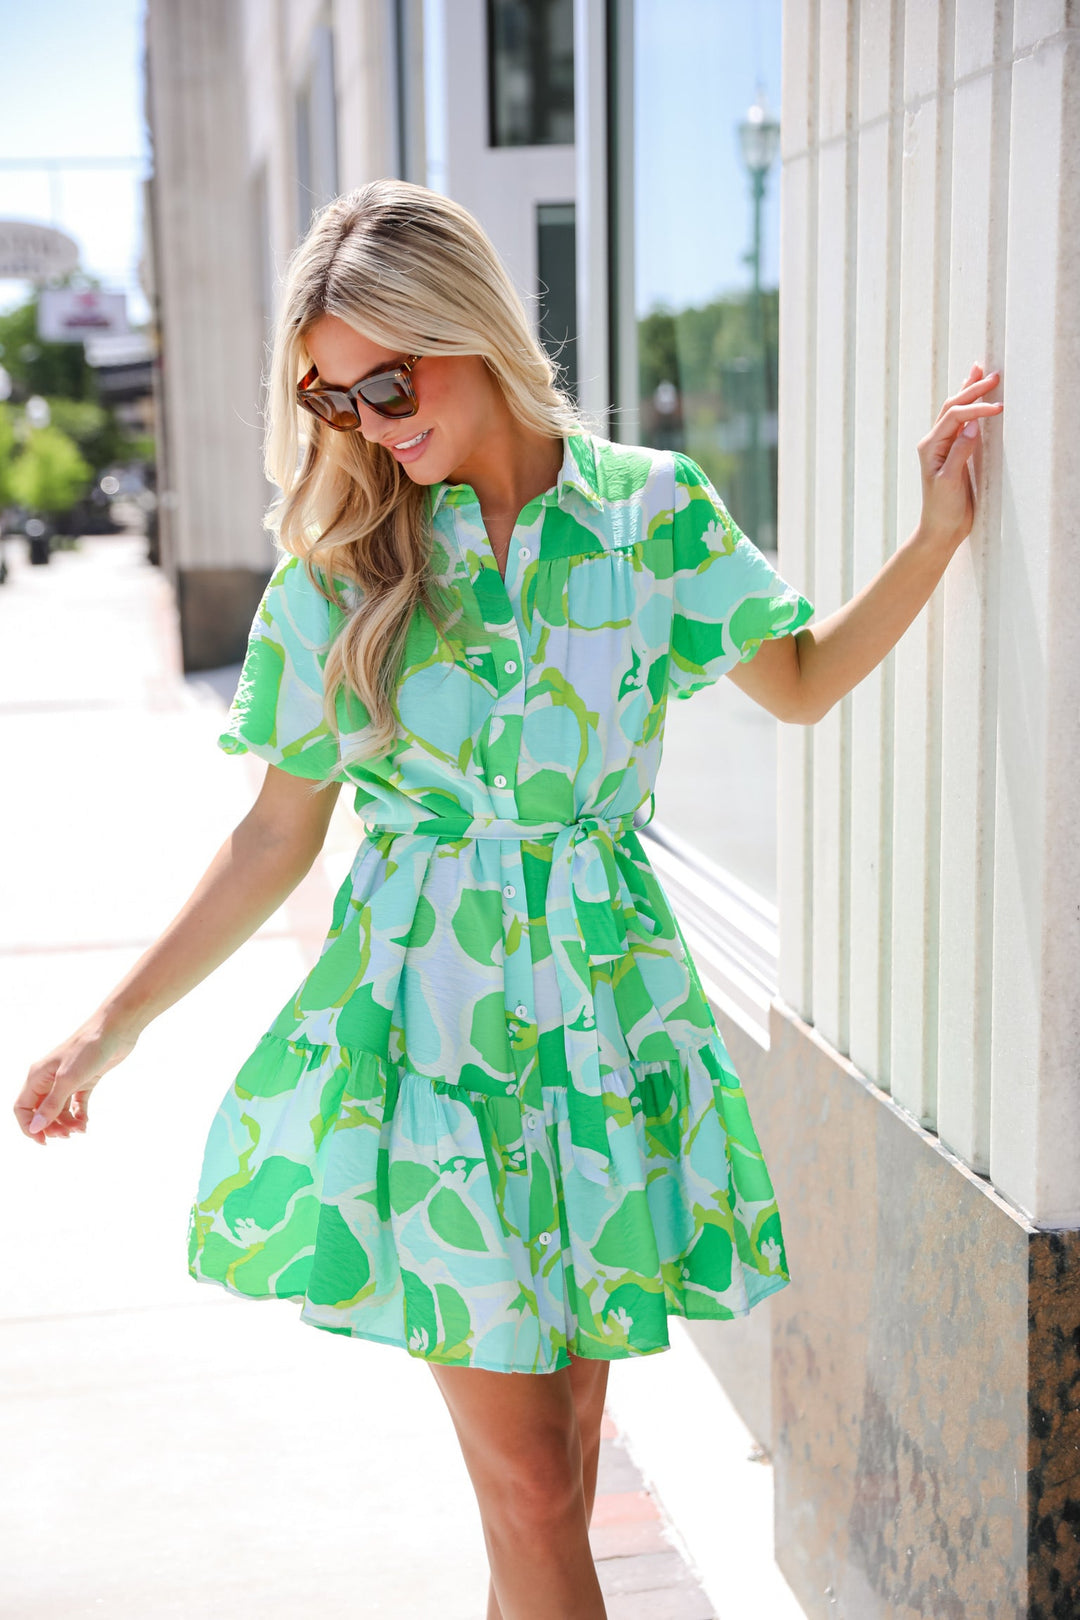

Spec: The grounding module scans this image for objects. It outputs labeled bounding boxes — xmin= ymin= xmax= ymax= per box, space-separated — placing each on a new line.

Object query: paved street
xmin=1 ymin=532 xmax=803 ymax=1619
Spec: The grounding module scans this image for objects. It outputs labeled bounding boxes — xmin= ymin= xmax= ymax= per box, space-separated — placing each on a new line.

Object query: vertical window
xmin=423 ymin=0 xmax=449 ymax=193
xmin=487 ymin=0 xmax=575 ymax=147
xmin=295 ymin=21 xmax=340 ymax=235
xmin=628 ymin=0 xmax=784 ymax=901
xmin=393 ymin=0 xmax=423 ymax=182
xmin=252 ymin=164 xmax=273 ymax=337
xmin=295 ymin=77 xmax=313 ymax=235
xmin=537 ymin=202 xmax=577 ymax=400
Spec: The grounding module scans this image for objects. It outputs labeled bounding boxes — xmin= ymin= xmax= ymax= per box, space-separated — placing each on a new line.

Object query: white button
xmin=538 ymin=1232 xmax=552 ymax=1246
xmin=503 ymin=883 xmax=516 ymax=899
xmin=515 ymin=1003 xmax=528 ymax=1018
xmin=504 ymin=659 xmax=518 ymax=674
xmin=526 ymin=1117 xmax=536 ymax=1130
xmin=493 ymin=774 xmax=507 ymax=788
xmin=518 ymin=545 xmax=530 ymax=558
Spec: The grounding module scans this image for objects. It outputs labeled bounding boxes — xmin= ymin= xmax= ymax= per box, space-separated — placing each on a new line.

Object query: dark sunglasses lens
xmin=299 ymin=390 xmax=357 ymax=429
xmin=359 ymin=375 xmax=416 ymax=416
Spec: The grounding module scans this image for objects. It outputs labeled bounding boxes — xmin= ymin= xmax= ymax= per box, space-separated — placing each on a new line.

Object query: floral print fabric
xmin=187 ymin=428 xmax=815 ymax=1373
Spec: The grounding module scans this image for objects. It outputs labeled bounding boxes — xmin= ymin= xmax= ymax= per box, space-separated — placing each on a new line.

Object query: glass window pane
xmin=487 ymin=0 xmax=574 ymax=147
xmin=633 ymin=0 xmax=784 ymax=901
xmin=537 ymin=201 xmax=577 ymax=400
xmin=295 ymin=23 xmax=339 ymax=235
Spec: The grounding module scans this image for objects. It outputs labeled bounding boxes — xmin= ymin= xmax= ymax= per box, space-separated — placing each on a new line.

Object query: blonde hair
xmin=264 ymin=177 xmax=593 ymax=775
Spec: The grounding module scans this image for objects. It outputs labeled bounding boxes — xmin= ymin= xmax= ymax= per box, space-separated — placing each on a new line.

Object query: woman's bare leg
xmin=428 ymin=1349 xmax=611 ymax=1620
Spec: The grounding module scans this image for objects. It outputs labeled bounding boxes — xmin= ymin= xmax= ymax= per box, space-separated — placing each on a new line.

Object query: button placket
xmin=486 ymin=617 xmax=526 ymax=801
xmin=497 ymin=500 xmax=544 ymax=691
xmin=474 ymin=498 xmax=545 ymax=1095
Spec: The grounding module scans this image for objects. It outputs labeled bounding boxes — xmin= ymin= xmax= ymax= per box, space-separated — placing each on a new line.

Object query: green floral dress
xmin=186 ymin=428 xmax=815 ymax=1373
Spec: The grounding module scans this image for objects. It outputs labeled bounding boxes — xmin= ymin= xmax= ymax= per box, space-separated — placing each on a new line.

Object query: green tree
xmin=9 ymin=425 xmax=92 ymax=516
xmin=0 ymin=404 xmax=16 ymax=507
xmin=637 ymin=286 xmax=779 ymax=525
xmin=44 ymin=396 xmax=125 ymax=473
xmin=0 ymin=293 xmax=156 ymax=488
xmin=0 ymin=297 xmax=96 ymax=401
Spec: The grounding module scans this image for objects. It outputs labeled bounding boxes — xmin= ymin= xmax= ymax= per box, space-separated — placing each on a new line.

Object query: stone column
xmin=145 ymin=0 xmax=272 ymax=670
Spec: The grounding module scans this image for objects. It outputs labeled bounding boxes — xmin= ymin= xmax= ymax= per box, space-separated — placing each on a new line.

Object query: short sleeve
xmin=667 ymin=452 xmax=815 ymax=701
xmin=217 ymin=552 xmax=342 ymax=781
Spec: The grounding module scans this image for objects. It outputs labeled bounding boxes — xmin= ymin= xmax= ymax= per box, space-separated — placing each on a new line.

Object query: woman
xmin=14 ymin=179 xmax=1002 ymax=1619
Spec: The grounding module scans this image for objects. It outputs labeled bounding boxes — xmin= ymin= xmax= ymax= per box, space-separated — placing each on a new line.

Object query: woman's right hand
xmin=13 ymin=1015 xmax=139 ymax=1145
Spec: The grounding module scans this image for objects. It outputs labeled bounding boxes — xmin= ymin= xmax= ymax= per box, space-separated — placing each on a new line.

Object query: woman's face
xmin=302 ymin=313 xmax=502 ymax=485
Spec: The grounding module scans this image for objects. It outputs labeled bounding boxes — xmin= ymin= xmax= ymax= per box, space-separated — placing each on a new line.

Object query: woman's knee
xmin=429 ymin=1364 xmax=586 ymax=1529
xmin=487 ymin=1425 xmax=586 ymax=1536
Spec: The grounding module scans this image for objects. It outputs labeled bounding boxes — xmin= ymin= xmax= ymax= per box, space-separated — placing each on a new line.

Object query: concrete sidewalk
xmin=1 ymin=533 xmax=801 ymax=1619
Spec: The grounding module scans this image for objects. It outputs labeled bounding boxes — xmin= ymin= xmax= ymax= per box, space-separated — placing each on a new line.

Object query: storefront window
xmin=487 ymin=0 xmax=574 ymax=147
xmin=633 ymin=0 xmax=784 ymax=901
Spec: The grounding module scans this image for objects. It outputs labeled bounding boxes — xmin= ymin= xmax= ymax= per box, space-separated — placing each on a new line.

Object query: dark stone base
xmin=740 ymin=998 xmax=1080 ymax=1620
xmin=175 ymin=566 xmax=270 ymax=672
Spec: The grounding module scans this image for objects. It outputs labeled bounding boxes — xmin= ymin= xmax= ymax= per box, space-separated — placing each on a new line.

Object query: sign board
xmin=0 ymin=220 xmax=80 ymax=280
xmin=38 ymin=287 xmax=129 ymax=342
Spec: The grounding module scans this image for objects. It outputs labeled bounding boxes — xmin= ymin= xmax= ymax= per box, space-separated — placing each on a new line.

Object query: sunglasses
xmin=296 ymin=353 xmax=423 ymax=430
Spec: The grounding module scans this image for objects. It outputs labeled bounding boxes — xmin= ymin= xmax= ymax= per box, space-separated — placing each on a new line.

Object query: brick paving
xmin=592 ymin=1410 xmax=716 ymax=1618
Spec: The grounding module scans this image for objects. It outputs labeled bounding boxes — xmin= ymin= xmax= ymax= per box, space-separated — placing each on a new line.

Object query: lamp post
xmin=737 ymin=85 xmax=781 ymax=548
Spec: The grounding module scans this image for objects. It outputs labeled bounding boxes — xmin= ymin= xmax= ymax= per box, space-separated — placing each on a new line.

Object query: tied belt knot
xmin=365 ymin=796 xmax=659 ymax=965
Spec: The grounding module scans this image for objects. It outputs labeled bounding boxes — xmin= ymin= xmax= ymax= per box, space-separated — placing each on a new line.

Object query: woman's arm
xmin=727 ymin=363 xmax=1004 ymax=725
xmin=14 ymin=765 xmax=342 ymax=1144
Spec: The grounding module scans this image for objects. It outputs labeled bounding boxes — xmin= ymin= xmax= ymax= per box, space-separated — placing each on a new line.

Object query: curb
xmin=591 ymin=1407 xmax=716 ymax=1619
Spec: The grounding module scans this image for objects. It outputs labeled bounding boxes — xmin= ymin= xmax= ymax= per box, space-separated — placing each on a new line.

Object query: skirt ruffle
xmin=187 ymin=1032 xmax=790 ymax=1374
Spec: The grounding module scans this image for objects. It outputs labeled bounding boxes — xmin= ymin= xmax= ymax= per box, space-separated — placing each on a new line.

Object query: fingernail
xmin=963 ymin=421 xmax=979 ymax=438
xmin=29 ymin=1112 xmax=46 ymax=1132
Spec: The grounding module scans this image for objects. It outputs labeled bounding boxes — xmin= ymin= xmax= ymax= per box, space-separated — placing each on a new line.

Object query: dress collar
xmin=428 ymin=428 xmax=605 ymax=519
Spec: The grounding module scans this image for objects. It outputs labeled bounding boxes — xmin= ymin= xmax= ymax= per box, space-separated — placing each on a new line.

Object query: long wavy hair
xmin=263 ymin=178 xmax=594 ymax=775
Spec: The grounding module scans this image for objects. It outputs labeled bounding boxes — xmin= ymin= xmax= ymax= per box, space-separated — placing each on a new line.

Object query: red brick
xmin=589 ymin=1519 xmax=673 ymax=1559
xmin=590 ymin=1489 xmax=661 ymax=1527
xmin=603 ymin=1590 xmax=715 ymax=1620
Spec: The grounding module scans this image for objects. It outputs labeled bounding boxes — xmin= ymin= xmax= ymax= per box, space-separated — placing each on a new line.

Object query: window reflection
xmin=537 ymin=202 xmax=578 ymax=400
xmin=638 ymin=291 xmax=778 ymax=550
xmin=633 ymin=0 xmax=784 ymax=899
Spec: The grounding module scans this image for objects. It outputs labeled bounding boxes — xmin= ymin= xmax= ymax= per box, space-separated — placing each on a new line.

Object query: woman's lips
xmin=388 ymin=426 xmax=433 ymax=462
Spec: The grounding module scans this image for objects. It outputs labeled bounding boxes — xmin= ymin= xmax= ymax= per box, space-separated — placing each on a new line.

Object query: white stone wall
xmin=776 ymin=0 xmax=1080 ymax=1226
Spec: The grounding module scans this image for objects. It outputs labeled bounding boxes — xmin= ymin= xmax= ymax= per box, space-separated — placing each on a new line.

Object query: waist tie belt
xmin=363 ymin=795 xmax=660 ymax=1183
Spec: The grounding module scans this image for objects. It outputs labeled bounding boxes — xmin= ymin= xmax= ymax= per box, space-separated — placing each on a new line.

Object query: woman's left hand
xmin=916 ymin=363 xmax=1004 ymax=550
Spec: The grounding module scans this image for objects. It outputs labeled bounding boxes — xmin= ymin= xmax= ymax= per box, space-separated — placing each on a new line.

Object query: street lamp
xmin=737 ymin=84 xmax=781 ymax=549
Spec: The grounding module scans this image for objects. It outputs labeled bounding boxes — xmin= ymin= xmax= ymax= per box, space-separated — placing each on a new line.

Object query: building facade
xmin=144 ymin=3 xmax=1080 ymax=1615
